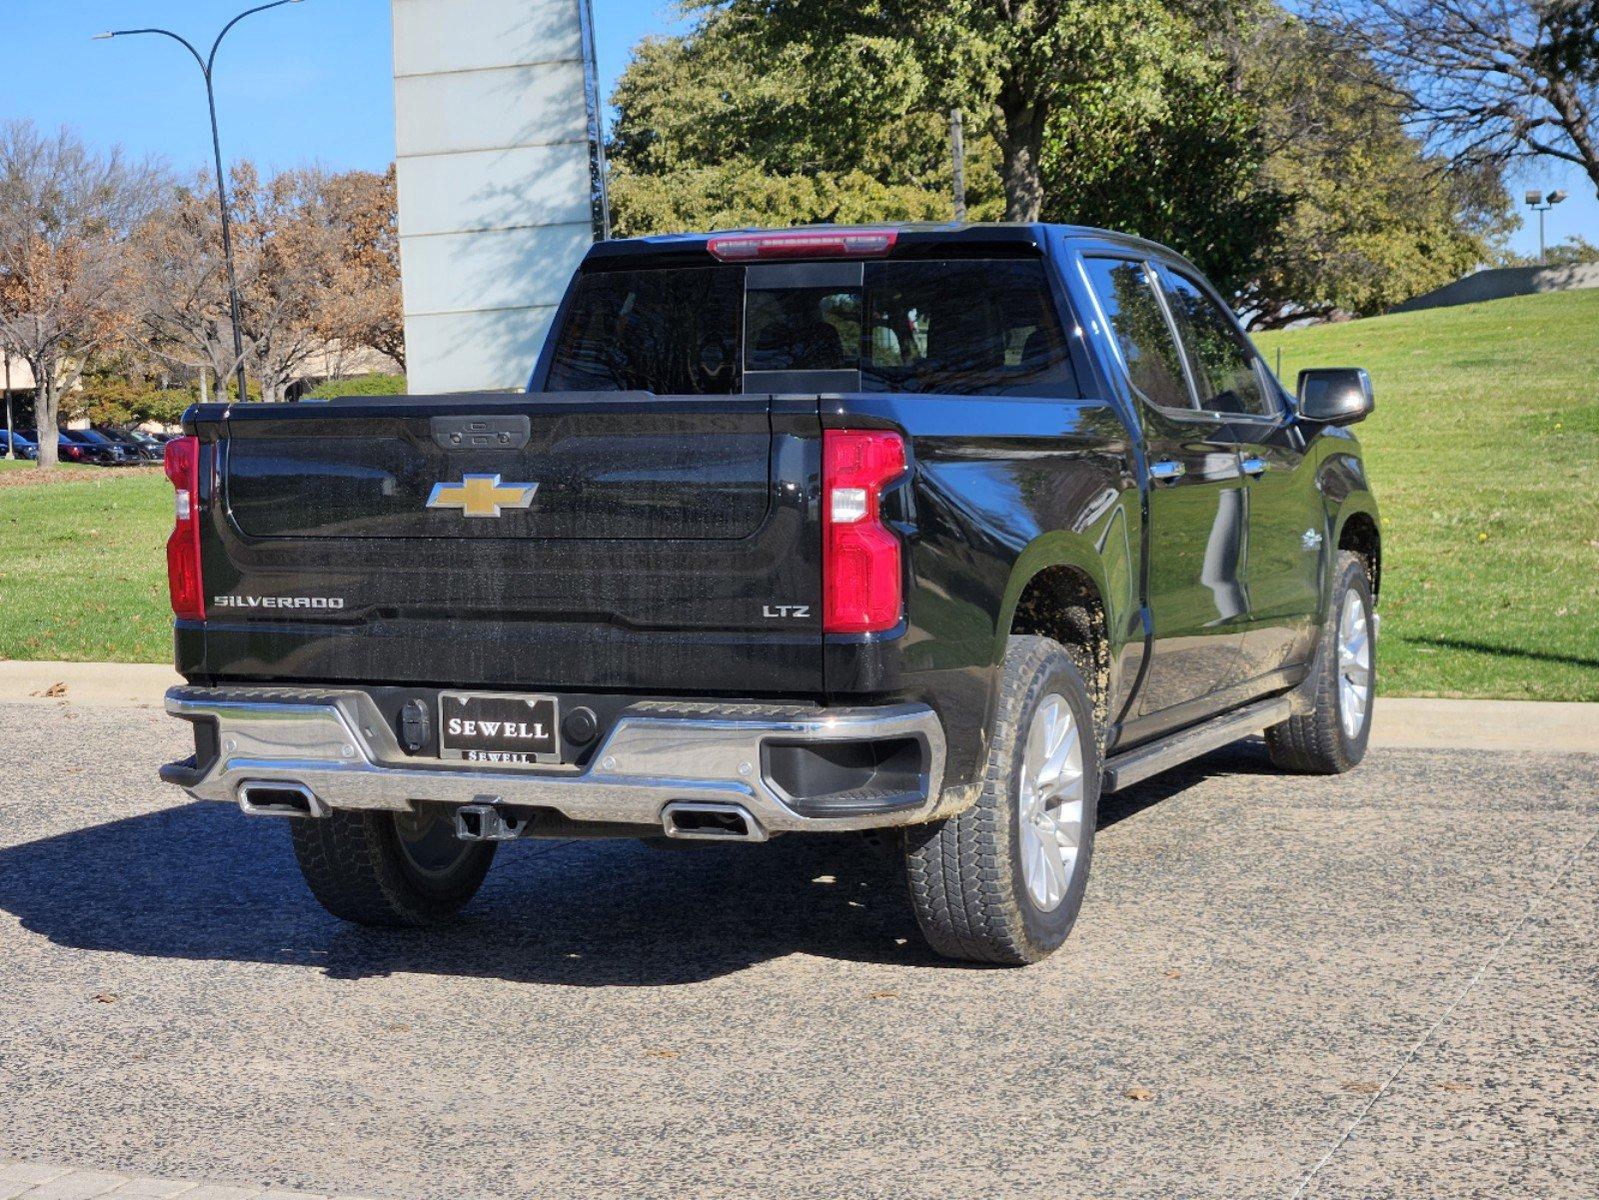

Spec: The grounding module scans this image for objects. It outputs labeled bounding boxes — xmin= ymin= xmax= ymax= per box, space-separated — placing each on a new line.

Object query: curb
xmin=0 ymin=660 xmax=182 ymax=707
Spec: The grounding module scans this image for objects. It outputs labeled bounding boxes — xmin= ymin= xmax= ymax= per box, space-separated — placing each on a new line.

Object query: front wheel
xmin=290 ymin=803 xmax=495 ymax=927
xmin=1265 ymin=550 xmax=1376 ymax=773
xmin=904 ymin=636 xmax=1100 ymax=966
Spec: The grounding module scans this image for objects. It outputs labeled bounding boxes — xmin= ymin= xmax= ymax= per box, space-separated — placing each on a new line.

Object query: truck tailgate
xmin=190 ymin=393 xmax=824 ymax=695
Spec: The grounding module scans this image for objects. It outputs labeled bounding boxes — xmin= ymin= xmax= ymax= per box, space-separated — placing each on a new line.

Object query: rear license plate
xmin=438 ymin=692 xmax=560 ymax=765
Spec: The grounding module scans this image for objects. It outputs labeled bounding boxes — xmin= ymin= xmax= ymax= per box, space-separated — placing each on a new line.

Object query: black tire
xmin=1265 ymin=550 xmax=1376 ymax=774
xmin=289 ymin=803 xmax=495 ymax=927
xmin=904 ymin=635 xmax=1101 ymax=966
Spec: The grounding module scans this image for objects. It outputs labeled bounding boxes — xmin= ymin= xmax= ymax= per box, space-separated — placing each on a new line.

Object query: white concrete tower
xmin=392 ymin=0 xmax=607 ymax=393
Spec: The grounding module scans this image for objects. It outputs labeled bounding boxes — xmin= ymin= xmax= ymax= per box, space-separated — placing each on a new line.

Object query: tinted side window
xmin=862 ymin=260 xmax=1082 ymax=397
xmin=1161 ymin=272 xmax=1274 ymax=417
xmin=1081 ymin=257 xmax=1192 ymax=411
xmin=545 ymin=267 xmax=743 ymax=394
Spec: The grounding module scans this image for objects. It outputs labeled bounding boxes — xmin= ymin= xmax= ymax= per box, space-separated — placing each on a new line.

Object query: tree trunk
xmin=997 ymin=95 xmax=1047 ymax=222
xmin=33 ymin=367 xmax=59 ymax=469
xmin=1544 ymin=80 xmax=1599 ymax=197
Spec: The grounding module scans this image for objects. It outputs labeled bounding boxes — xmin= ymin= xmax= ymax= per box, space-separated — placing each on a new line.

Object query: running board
xmin=1102 ymin=696 xmax=1292 ymax=793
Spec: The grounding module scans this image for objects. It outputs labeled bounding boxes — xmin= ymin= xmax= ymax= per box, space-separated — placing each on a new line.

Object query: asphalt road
xmin=1 ymin=700 xmax=1594 ymax=1200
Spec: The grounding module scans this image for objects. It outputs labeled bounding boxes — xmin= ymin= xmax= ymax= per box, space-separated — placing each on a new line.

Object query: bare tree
xmin=131 ymin=162 xmax=344 ymax=402
xmin=1315 ymin=0 xmax=1599 ymax=195
xmin=0 ymin=121 xmax=165 ymax=467
xmin=130 ymin=178 xmax=241 ymax=395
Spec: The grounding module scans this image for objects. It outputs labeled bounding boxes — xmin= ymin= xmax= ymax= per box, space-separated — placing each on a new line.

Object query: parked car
xmin=0 ymin=430 xmax=39 ymax=460
xmin=54 ymin=429 xmax=124 ymax=465
xmin=100 ymin=426 xmax=164 ymax=463
xmin=124 ymin=430 xmax=172 ymax=458
xmin=58 ymin=435 xmax=95 ymax=463
xmin=157 ymin=223 xmax=1381 ymax=965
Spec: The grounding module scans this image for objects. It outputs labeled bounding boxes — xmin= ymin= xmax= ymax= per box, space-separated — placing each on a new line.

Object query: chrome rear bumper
xmin=163 ymin=686 xmax=948 ymax=834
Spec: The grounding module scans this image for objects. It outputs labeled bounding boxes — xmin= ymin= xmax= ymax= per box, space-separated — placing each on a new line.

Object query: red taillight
xmin=822 ymin=430 xmax=906 ymax=634
xmin=163 ymin=436 xmax=205 ymax=621
xmin=707 ymin=228 xmax=898 ymax=262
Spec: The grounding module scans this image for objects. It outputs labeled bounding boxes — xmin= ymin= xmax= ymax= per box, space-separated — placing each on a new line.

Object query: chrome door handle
xmin=1241 ymin=456 xmax=1269 ymax=477
xmin=1149 ymin=460 xmax=1186 ymax=483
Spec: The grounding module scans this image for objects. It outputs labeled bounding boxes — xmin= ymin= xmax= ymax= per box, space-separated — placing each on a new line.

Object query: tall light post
xmin=1523 ymin=188 xmax=1569 ymax=265
xmin=97 ymin=1 xmax=307 ymax=404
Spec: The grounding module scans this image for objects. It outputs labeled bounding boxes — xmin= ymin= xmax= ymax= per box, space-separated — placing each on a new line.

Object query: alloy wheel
xmin=1017 ymin=693 xmax=1086 ymax=913
xmin=1337 ymin=590 xmax=1373 ymax=740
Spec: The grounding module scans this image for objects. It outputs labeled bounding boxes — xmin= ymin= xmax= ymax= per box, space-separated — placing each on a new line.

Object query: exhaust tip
xmin=238 ymin=782 xmax=327 ymax=819
xmin=662 ymin=802 xmax=767 ymax=842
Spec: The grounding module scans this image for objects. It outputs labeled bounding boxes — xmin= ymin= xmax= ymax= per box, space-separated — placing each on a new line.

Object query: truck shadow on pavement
xmin=0 ymin=743 xmax=1272 ymax=985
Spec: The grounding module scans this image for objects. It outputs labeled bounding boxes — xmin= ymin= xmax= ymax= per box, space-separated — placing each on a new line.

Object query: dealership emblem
xmin=427 ymin=474 xmax=539 ymax=518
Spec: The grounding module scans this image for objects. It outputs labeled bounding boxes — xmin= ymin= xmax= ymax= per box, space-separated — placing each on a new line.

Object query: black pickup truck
xmin=160 ymin=224 xmax=1380 ymax=965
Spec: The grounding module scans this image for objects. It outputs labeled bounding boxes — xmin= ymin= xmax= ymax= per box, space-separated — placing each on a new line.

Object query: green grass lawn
xmin=1255 ymin=288 xmax=1599 ymax=701
xmin=0 ymin=470 xmax=172 ymax=662
xmin=2 ymin=290 xmax=1595 ymax=698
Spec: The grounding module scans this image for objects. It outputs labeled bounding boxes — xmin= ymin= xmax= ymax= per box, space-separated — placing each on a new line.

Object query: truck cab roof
xmin=582 ymin=222 xmax=1197 ymax=274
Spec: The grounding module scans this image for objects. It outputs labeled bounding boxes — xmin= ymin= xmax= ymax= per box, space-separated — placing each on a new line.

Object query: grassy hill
xmin=2 ymin=289 xmax=1595 ymax=700
xmin=1255 ymin=288 xmax=1599 ymax=701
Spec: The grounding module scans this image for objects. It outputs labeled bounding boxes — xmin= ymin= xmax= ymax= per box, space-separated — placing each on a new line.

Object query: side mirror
xmin=1297 ymin=368 xmax=1374 ymax=426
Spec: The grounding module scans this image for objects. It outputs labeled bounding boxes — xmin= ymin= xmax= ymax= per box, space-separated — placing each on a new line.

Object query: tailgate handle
xmin=431 ymin=416 xmax=531 ymax=451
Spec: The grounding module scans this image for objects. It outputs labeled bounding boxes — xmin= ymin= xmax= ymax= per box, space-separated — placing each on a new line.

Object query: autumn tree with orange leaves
xmin=0 ymin=120 xmax=165 ymax=467
xmin=318 ymin=165 xmax=404 ymax=372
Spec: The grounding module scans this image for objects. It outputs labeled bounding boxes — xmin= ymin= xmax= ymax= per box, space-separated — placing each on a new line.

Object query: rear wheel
xmin=290 ymin=803 xmax=495 ymax=927
xmin=904 ymin=636 xmax=1100 ymax=965
xmin=1265 ymin=551 xmax=1375 ymax=773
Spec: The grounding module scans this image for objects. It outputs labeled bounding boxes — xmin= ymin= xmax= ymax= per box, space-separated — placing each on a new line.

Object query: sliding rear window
xmin=545 ymin=257 xmax=1081 ymax=398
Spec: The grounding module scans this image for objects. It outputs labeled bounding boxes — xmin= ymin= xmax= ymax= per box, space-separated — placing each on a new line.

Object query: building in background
xmin=391 ymin=0 xmax=607 ymax=394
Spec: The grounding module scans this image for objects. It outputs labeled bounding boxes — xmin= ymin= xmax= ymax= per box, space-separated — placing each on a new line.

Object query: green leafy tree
xmin=1041 ymin=12 xmax=1290 ymax=296
xmin=610 ymin=0 xmax=1199 ymax=229
xmin=1239 ymin=17 xmax=1513 ymax=325
xmin=610 ymin=5 xmax=990 ymax=234
xmin=72 ymin=375 xmax=196 ymax=427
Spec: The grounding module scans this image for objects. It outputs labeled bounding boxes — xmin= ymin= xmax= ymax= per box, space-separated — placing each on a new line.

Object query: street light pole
xmin=3 ymin=355 xmax=13 ymax=461
xmin=950 ymin=108 xmax=968 ymax=222
xmin=1523 ymin=188 xmax=1569 ymax=265
xmin=97 ymin=1 xmax=306 ymax=404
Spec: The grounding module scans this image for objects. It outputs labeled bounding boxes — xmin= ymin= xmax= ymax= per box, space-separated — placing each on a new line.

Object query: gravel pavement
xmin=1 ymin=699 xmax=1594 ymax=1199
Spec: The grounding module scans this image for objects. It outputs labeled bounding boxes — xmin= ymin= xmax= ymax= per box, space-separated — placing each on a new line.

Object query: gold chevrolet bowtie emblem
xmin=427 ymin=474 xmax=539 ymax=518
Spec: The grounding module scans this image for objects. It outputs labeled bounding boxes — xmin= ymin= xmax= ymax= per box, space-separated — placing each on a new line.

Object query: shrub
xmin=306 ymin=373 xmax=407 ymax=399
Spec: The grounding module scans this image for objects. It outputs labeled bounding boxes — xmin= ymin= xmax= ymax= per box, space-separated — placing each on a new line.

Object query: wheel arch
xmin=1335 ymin=506 xmax=1381 ymax=604
xmin=996 ymin=539 xmax=1120 ymax=728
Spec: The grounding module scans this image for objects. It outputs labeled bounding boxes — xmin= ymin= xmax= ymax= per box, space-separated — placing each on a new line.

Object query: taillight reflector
xmin=707 ymin=228 xmax=898 ymax=262
xmin=822 ymin=429 xmax=906 ymax=634
xmin=164 ymin=436 xmax=205 ymax=621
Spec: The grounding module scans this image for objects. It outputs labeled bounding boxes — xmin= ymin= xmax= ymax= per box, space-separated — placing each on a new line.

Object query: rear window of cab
xmin=545 ymin=258 xmax=1084 ymax=399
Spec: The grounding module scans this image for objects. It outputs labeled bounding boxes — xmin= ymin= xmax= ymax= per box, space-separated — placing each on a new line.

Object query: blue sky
xmin=1 ymin=0 xmax=1593 ymax=259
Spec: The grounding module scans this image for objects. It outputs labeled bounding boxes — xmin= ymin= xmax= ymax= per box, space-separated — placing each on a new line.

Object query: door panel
xmin=1139 ymin=417 xmax=1249 ymax=716
xmin=1152 ymin=265 xmax=1325 ymax=684
xmin=1078 ymin=255 xmax=1247 ymax=721
xmin=1235 ymin=422 xmax=1325 ymax=678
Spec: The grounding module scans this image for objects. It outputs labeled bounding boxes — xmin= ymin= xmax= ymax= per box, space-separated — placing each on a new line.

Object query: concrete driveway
xmin=0 ymin=698 xmax=1594 ymax=1199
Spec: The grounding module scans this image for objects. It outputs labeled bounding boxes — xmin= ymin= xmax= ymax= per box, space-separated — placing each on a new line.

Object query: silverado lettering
xmin=212 ymin=595 xmax=346 ymax=610
xmin=159 ymin=222 xmax=1380 ymax=965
